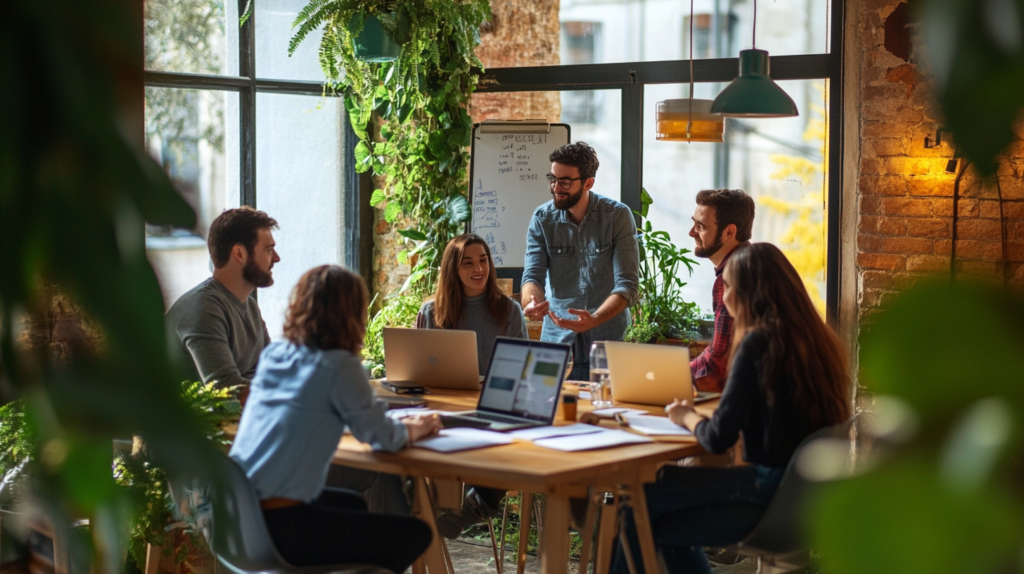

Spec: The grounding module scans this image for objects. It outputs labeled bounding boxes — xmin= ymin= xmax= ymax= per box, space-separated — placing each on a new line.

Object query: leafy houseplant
xmin=624 ymin=189 xmax=701 ymax=344
xmin=290 ymin=0 xmax=491 ymax=295
xmin=361 ymin=293 xmax=423 ymax=378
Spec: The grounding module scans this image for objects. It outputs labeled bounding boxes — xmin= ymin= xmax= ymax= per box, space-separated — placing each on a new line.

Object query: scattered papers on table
xmin=509 ymin=423 xmax=603 ymax=441
xmin=591 ymin=407 xmax=649 ymax=418
xmin=414 ymin=428 xmax=513 ymax=453
xmin=387 ymin=408 xmax=438 ymax=420
xmin=623 ymin=414 xmax=693 ymax=436
xmin=533 ymin=429 xmax=653 ymax=451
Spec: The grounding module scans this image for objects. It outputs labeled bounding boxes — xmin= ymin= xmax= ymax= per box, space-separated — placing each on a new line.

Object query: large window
xmin=144 ymin=0 xmax=353 ymax=337
xmin=481 ymin=0 xmax=843 ymax=322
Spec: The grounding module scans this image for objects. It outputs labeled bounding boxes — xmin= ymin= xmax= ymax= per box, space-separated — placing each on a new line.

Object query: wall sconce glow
xmin=711 ymin=49 xmax=799 ymax=118
xmin=656 ymin=99 xmax=725 ymax=142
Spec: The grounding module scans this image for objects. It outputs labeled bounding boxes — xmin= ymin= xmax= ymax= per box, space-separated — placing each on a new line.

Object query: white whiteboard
xmin=469 ymin=123 xmax=571 ymax=268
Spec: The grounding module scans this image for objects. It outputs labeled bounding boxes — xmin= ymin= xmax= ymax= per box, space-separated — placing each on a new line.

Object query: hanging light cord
xmin=752 ymin=0 xmax=757 ymax=48
xmin=686 ymin=0 xmax=695 ymax=139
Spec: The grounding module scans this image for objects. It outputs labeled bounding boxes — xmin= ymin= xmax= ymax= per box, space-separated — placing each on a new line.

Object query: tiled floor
xmin=445 ymin=538 xmax=760 ymax=573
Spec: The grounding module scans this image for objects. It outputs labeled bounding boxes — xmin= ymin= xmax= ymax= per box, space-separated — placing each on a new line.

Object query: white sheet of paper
xmin=414 ymin=428 xmax=513 ymax=453
xmin=533 ymin=429 xmax=653 ymax=451
xmin=509 ymin=423 xmax=604 ymax=441
xmin=386 ymin=408 xmax=438 ymax=420
xmin=591 ymin=407 xmax=649 ymax=418
xmin=623 ymin=414 xmax=693 ymax=436
xmin=579 ymin=390 xmax=592 ymax=399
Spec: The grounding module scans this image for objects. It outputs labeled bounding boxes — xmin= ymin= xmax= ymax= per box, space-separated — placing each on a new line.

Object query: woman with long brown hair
xmin=230 ymin=265 xmax=441 ymax=573
xmin=614 ymin=243 xmax=851 ymax=574
xmin=416 ymin=233 xmax=527 ymax=375
xmin=414 ymin=233 xmax=527 ymax=538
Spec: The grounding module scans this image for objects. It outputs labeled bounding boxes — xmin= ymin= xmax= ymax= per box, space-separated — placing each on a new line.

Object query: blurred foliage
xmin=625 ymin=188 xmax=701 ymax=343
xmin=810 ymin=281 xmax=1024 ymax=574
xmin=290 ymin=0 xmax=491 ymax=294
xmin=1 ymin=1 xmax=222 ymax=572
xmin=766 ymin=81 xmax=827 ymax=315
xmin=361 ymin=293 xmax=423 ymax=378
xmin=0 ymin=400 xmax=36 ymax=504
xmin=144 ymin=0 xmax=226 ymax=166
xmin=467 ymin=493 xmax=584 ymax=564
xmin=916 ymin=0 xmax=1024 ymax=175
xmin=116 ymin=382 xmax=240 ymax=572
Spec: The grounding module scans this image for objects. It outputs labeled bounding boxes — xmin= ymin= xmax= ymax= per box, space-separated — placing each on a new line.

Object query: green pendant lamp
xmin=710 ymin=0 xmax=798 ymax=118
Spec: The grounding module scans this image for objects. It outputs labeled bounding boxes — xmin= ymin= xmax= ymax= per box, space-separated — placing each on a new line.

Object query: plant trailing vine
xmin=289 ymin=0 xmax=491 ymax=295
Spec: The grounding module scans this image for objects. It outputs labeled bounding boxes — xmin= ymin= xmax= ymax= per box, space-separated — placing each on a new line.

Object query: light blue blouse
xmin=229 ymin=342 xmax=409 ymax=502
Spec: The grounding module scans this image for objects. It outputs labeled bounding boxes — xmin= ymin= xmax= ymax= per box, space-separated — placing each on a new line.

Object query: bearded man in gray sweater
xmin=165 ymin=207 xmax=280 ymax=404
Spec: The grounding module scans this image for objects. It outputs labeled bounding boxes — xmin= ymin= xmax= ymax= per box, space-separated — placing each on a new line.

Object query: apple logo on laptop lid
xmin=646 ymin=372 xmax=656 ymax=381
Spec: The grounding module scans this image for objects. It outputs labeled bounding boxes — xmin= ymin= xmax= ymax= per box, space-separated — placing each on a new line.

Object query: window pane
xmin=255 ymin=0 xmax=328 ymax=81
xmin=559 ymin=0 xmax=831 ymax=64
xmin=256 ymin=93 xmax=347 ymax=337
xmin=642 ymin=80 xmax=829 ymax=316
xmin=145 ymin=88 xmax=239 ymax=308
xmin=144 ymin=0 xmax=238 ymax=75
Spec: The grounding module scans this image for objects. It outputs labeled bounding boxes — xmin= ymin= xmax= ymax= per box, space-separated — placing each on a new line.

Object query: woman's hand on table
xmin=403 ymin=413 xmax=443 ymax=443
xmin=666 ymin=399 xmax=704 ymax=432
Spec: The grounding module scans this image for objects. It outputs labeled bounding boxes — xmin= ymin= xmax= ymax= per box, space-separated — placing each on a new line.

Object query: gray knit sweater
xmin=416 ymin=295 xmax=528 ymax=375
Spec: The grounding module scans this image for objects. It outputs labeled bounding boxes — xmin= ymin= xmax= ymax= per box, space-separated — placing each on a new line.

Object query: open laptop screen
xmin=478 ymin=338 xmax=569 ymax=421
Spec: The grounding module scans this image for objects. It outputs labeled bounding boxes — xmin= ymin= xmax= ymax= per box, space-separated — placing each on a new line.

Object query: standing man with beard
xmin=688 ymin=189 xmax=755 ymax=392
xmin=166 ymin=207 xmax=280 ymax=403
xmin=521 ymin=142 xmax=639 ymax=380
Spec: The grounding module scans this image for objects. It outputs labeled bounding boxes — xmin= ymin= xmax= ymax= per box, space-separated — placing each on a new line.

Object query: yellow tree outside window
xmin=762 ymin=81 xmax=828 ymax=316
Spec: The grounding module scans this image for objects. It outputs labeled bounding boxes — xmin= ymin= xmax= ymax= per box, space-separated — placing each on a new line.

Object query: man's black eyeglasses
xmin=546 ymin=174 xmax=585 ymax=190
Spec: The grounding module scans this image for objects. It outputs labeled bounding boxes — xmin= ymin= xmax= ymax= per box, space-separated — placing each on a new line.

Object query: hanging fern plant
xmin=289 ymin=0 xmax=492 ymax=294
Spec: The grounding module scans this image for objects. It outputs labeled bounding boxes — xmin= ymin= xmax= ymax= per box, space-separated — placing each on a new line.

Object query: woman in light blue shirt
xmin=230 ymin=265 xmax=442 ymax=572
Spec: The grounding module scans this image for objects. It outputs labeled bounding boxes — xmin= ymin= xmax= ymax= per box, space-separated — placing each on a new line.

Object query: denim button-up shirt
xmin=522 ymin=192 xmax=640 ymax=347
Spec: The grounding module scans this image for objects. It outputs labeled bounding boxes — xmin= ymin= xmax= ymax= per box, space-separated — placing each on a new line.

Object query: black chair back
xmin=209 ymin=455 xmax=289 ymax=573
xmin=736 ymin=418 xmax=855 ymax=556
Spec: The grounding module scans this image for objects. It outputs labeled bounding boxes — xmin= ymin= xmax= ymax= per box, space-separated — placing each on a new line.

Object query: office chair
xmin=733 ymin=418 xmax=857 ymax=574
xmin=208 ymin=454 xmax=393 ymax=574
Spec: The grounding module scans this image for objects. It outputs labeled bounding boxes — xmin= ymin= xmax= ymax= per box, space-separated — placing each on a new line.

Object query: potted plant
xmin=624 ymin=189 xmax=702 ymax=345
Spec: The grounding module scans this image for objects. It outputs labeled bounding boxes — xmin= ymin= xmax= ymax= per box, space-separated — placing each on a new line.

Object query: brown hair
xmin=725 ymin=243 xmax=851 ymax=429
xmin=695 ymin=189 xmax=755 ymax=242
xmin=208 ymin=206 xmax=279 ymax=268
xmin=283 ymin=265 xmax=369 ymax=353
xmin=432 ymin=234 xmax=513 ymax=331
xmin=549 ymin=141 xmax=600 ymax=179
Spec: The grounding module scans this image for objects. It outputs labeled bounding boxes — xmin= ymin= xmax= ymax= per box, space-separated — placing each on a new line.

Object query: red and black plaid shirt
xmin=690 ymin=242 xmax=749 ymax=392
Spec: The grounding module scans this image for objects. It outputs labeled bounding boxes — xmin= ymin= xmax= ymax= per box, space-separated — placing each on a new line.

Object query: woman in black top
xmin=613 ymin=243 xmax=851 ymax=574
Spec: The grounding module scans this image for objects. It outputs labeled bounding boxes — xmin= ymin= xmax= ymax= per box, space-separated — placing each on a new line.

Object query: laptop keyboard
xmin=440 ymin=411 xmax=529 ymax=429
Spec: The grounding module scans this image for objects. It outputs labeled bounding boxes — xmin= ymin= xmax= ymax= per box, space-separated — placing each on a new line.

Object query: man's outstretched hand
xmin=523 ymin=295 xmax=550 ymax=321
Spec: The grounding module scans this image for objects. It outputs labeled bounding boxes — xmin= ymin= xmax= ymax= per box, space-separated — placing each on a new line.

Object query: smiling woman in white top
xmin=229 ymin=265 xmax=442 ymax=572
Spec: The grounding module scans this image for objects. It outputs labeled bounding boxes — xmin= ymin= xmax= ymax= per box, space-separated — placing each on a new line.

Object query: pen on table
xmin=613 ymin=412 xmax=628 ymax=427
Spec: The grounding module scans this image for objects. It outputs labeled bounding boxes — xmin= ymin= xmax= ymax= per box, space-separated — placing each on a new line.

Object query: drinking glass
xmin=589 ymin=342 xmax=613 ymax=408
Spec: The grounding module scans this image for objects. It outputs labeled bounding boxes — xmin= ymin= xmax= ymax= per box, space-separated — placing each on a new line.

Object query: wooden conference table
xmin=332 ymin=382 xmax=717 ymax=574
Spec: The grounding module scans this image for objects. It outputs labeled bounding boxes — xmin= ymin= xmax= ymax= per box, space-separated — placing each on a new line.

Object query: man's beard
xmin=694 ymin=228 xmax=725 ymax=258
xmin=552 ymin=187 xmax=585 ymax=210
xmin=243 ymin=255 xmax=274 ymax=287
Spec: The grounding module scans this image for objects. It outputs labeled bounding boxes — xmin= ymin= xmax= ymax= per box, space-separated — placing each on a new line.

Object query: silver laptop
xmin=442 ymin=337 xmax=571 ymax=431
xmin=605 ymin=341 xmax=695 ymax=405
xmin=383 ymin=328 xmax=481 ymax=390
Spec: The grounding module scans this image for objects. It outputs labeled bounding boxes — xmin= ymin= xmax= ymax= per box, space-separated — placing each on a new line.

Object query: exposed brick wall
xmin=372 ymin=0 xmax=561 ymax=299
xmin=16 ymin=284 xmax=104 ymax=362
xmin=856 ymin=0 xmax=1024 ymax=323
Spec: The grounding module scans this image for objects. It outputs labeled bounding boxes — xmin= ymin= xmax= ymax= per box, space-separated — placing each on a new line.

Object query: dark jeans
xmin=263 ymin=487 xmax=431 ymax=573
xmin=613 ymin=465 xmax=784 ymax=574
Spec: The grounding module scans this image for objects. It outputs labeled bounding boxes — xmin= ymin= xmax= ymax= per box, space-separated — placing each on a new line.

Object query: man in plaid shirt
xmin=688 ymin=189 xmax=755 ymax=392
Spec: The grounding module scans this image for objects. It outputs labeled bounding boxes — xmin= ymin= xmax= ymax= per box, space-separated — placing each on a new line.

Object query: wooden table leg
xmin=625 ymin=482 xmax=659 ymax=574
xmin=413 ymin=477 xmax=451 ymax=574
xmin=577 ymin=490 xmax=601 ymax=574
xmin=539 ymin=494 xmax=571 ymax=574
xmin=594 ymin=492 xmax=618 ymax=574
xmin=517 ymin=491 xmax=533 ymax=574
